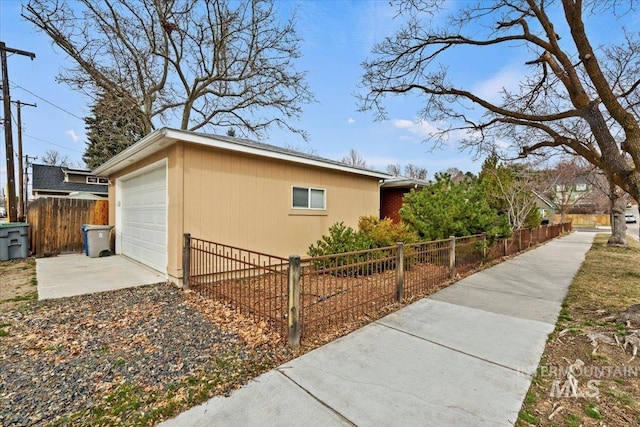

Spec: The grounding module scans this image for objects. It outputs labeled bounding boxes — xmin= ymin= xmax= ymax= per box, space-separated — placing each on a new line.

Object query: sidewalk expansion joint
xmin=276 ymin=369 xmax=357 ymax=426
xmin=455 ymin=282 xmax=566 ymax=304
xmin=375 ymin=321 xmax=534 ymax=378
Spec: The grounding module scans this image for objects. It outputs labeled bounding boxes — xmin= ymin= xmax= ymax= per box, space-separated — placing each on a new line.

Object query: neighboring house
xmin=552 ymin=176 xmax=593 ymax=212
xmin=532 ymin=190 xmax=558 ymax=224
xmin=93 ymin=128 xmax=390 ymax=284
xmin=32 ymin=164 xmax=108 ymax=199
xmin=380 ymin=177 xmax=430 ymax=223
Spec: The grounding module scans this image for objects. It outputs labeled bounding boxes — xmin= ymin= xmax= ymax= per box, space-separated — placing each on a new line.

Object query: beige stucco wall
xmin=182 ymin=143 xmax=381 ymax=258
xmin=106 ymin=140 xmax=380 ymax=282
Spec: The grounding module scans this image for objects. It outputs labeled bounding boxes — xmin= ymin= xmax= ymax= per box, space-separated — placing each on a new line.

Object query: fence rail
xmin=26 ymin=198 xmax=109 ymax=257
xmin=185 ymin=222 xmax=572 ymax=348
xmin=185 ymin=236 xmax=290 ymax=336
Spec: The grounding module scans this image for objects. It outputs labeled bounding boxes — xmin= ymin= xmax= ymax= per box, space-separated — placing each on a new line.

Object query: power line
xmin=3 ymin=107 xmax=83 ymax=153
xmin=11 ymin=82 xmax=84 ymax=121
xmin=23 ymin=133 xmax=83 ymax=153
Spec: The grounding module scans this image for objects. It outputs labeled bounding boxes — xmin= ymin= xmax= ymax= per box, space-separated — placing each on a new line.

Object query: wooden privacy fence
xmin=184 ymin=222 xmax=572 ymax=348
xmin=565 ymin=214 xmax=611 ymax=226
xmin=26 ymin=198 xmax=109 ymax=257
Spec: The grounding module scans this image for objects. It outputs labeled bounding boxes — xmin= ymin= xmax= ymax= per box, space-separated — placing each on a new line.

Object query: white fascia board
xmin=92 ymin=128 xmax=168 ymax=176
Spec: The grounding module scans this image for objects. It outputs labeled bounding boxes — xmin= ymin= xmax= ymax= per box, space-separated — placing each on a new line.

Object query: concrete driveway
xmin=36 ymin=254 xmax=166 ymax=300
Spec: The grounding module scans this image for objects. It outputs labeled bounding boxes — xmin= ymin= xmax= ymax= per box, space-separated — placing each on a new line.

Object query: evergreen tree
xmin=83 ymin=92 xmax=146 ymax=169
xmin=400 ymin=174 xmax=510 ymax=240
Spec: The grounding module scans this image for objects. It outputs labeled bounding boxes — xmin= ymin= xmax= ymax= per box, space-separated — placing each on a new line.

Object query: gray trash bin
xmin=0 ymin=223 xmax=30 ymax=261
xmin=85 ymin=225 xmax=113 ymax=258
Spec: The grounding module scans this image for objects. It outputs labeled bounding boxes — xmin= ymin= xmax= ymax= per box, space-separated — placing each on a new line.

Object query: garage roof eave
xmin=92 ymin=128 xmax=391 ymax=180
xmin=93 ymin=129 xmax=168 ymax=176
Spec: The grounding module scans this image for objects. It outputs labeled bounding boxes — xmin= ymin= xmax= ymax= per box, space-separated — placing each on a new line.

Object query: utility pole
xmin=1 ymin=42 xmax=36 ymax=222
xmin=13 ymin=100 xmax=37 ymax=222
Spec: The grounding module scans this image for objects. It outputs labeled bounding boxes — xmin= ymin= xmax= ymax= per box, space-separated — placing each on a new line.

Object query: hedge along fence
xmin=184 ymin=222 xmax=572 ymax=348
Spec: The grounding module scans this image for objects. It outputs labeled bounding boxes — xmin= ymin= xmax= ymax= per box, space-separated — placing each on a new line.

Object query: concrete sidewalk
xmin=161 ymin=232 xmax=595 ymax=427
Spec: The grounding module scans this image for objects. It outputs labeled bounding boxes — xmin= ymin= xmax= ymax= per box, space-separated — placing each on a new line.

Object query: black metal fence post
xmin=183 ymin=233 xmax=191 ymax=290
xmin=449 ymin=236 xmax=456 ymax=279
xmin=396 ymin=242 xmax=404 ymax=303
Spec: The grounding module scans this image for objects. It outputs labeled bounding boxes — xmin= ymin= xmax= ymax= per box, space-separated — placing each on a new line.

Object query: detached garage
xmin=93 ymin=128 xmax=389 ymax=284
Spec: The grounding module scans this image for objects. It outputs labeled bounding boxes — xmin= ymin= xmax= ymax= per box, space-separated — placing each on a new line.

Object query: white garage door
xmin=119 ymin=165 xmax=167 ymax=273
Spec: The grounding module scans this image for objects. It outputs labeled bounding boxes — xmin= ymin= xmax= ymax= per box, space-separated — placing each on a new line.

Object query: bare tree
xmin=479 ymin=154 xmax=547 ymax=229
xmin=386 ymin=163 xmax=427 ymax=179
xmin=404 ymin=164 xmax=428 ymax=180
xmin=492 ymin=170 xmax=540 ymax=229
xmin=440 ymin=167 xmax=466 ymax=184
xmin=585 ymin=168 xmax=630 ymax=244
xmin=24 ymin=0 xmax=313 ymax=139
xmin=340 ymin=149 xmax=367 ymax=168
xmin=283 ymin=142 xmax=318 ymax=156
xmin=41 ymin=150 xmax=72 ymax=167
xmin=608 ymin=182 xmax=629 ymax=245
xmin=360 ymin=0 xmax=640 ymax=245
xmin=387 ymin=163 xmax=402 ymax=176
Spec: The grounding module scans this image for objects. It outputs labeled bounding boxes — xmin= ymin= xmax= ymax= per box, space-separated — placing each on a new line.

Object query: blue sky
xmin=0 ymin=0 xmax=485 ymax=189
xmin=0 ymin=0 xmax=633 ymax=188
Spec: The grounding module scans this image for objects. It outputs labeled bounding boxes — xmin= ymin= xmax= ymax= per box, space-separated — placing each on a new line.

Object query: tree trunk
xmin=608 ymin=184 xmax=627 ymax=246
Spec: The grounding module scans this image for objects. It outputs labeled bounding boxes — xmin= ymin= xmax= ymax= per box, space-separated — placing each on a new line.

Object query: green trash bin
xmin=85 ymin=225 xmax=114 ymax=258
xmin=0 ymin=223 xmax=30 ymax=261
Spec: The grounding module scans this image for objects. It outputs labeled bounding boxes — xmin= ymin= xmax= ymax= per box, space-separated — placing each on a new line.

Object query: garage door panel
xmin=119 ymin=165 xmax=167 ymax=274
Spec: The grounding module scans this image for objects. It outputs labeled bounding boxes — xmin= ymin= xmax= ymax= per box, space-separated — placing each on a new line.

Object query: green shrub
xmin=308 ymin=222 xmax=374 ymax=276
xmin=308 ymin=222 xmax=373 ymax=257
xmin=399 ymin=174 xmax=511 ymax=240
xmin=308 ymin=218 xmax=422 ymax=277
xmin=358 ymin=216 xmax=420 ymax=247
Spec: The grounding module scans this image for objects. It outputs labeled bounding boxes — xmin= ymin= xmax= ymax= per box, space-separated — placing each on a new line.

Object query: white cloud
xmin=472 ymin=66 xmax=522 ymax=102
xmin=65 ymin=129 xmax=79 ymax=143
xmin=392 ymin=119 xmax=440 ymax=137
xmin=494 ymin=138 xmax=512 ymax=150
xmin=348 ymin=117 xmax=355 ymax=124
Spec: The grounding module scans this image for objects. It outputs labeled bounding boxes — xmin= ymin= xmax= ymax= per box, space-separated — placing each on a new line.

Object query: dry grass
xmin=518 ymin=235 xmax=640 ymax=427
xmin=566 ymin=238 xmax=640 ymax=313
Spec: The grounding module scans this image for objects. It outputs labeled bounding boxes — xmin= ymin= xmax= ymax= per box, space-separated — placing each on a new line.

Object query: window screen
xmin=292 ymin=187 xmax=309 ymax=208
xmin=292 ymin=186 xmax=325 ymax=209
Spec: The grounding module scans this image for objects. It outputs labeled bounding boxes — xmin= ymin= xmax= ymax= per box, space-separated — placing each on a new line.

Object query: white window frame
xmin=292 ymin=186 xmax=326 ymax=210
xmin=86 ymin=176 xmax=109 ymax=185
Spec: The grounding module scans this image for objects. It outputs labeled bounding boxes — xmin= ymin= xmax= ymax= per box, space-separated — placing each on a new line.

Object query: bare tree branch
xmin=359 ymin=0 xmax=640 ymax=212
xmin=23 ymin=0 xmax=314 ymax=140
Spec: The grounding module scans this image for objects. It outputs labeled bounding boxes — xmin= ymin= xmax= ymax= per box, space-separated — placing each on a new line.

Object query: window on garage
xmin=292 ymin=186 xmax=325 ymax=210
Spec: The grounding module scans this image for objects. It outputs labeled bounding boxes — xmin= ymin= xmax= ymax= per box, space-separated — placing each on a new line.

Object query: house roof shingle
xmin=32 ymin=164 xmax=108 ymax=195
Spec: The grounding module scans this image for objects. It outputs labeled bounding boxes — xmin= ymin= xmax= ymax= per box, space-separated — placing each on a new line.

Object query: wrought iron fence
xmin=184 ymin=235 xmax=290 ymax=335
xmin=403 ymin=238 xmax=451 ymax=299
xmin=184 ymin=223 xmax=572 ymax=347
xmin=298 ymin=245 xmax=399 ymax=337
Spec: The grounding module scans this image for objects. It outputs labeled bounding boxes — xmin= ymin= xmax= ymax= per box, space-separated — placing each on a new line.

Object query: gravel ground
xmin=0 ymin=283 xmax=290 ymax=426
